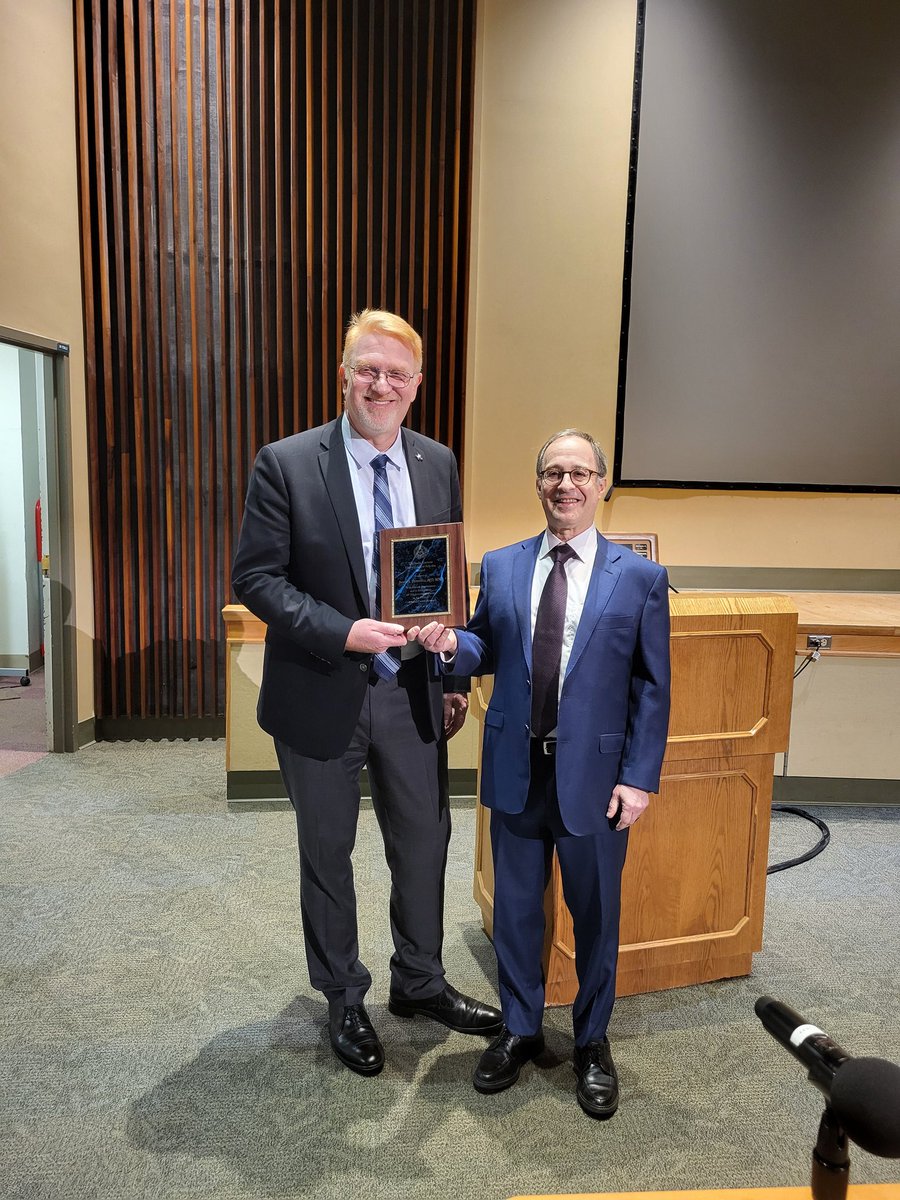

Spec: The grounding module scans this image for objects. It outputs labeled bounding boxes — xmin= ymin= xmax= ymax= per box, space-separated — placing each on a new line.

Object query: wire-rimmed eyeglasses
xmin=346 ymin=363 xmax=417 ymax=389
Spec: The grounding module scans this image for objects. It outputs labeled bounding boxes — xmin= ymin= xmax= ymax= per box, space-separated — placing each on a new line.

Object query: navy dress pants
xmin=489 ymin=741 xmax=625 ymax=1047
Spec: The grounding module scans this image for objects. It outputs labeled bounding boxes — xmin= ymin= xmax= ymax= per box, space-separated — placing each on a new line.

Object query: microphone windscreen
xmin=830 ymin=1056 xmax=900 ymax=1158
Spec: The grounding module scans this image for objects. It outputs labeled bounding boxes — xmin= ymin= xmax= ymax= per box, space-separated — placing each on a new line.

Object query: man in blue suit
xmin=409 ymin=429 xmax=670 ymax=1117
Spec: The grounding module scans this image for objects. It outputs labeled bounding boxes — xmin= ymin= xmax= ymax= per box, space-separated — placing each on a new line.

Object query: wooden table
xmin=788 ymin=592 xmax=900 ymax=658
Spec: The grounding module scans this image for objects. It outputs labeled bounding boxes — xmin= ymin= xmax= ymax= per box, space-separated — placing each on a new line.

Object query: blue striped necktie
xmin=371 ymin=454 xmax=400 ymax=679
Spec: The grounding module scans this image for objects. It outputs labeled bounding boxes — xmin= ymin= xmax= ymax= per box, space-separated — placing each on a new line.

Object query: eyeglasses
xmin=538 ymin=467 xmax=602 ymax=486
xmin=346 ymin=363 xmax=416 ymax=389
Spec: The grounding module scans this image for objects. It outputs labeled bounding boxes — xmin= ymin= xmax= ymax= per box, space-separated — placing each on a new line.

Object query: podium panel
xmin=666 ymin=595 xmax=795 ymax=759
xmin=474 ymin=594 xmax=798 ymax=1002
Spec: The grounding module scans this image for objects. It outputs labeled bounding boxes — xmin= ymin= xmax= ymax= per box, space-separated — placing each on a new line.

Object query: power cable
xmin=767 ymin=804 xmax=831 ymax=875
xmin=769 ymin=644 xmax=832 ymax=872
xmin=794 ymin=653 xmax=816 ymax=679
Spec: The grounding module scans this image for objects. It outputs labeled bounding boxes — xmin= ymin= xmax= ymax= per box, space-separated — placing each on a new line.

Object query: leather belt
xmin=531 ymin=737 xmax=557 ymax=756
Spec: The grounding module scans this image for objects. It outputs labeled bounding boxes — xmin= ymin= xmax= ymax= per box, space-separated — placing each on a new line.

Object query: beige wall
xmin=0 ymin=0 xmax=94 ymax=721
xmin=465 ymin=0 xmax=900 ymax=569
xmin=2 ymin=0 xmax=897 ymax=739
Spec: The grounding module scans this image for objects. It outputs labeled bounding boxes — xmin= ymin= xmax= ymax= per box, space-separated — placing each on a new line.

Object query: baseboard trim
xmin=774 ymin=776 xmax=900 ymax=806
xmin=95 ymin=716 xmax=226 ymax=741
xmin=227 ymin=770 xmax=286 ymax=803
xmin=76 ymin=717 xmax=96 ymax=748
xmin=0 ymin=655 xmax=37 ymax=673
xmin=227 ymin=767 xmax=478 ymax=809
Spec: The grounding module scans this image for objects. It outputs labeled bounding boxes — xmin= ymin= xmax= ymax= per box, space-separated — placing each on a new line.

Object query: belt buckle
xmin=541 ymin=738 xmax=556 ymax=756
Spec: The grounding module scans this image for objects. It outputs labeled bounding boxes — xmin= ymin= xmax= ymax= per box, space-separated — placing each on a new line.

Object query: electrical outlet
xmin=806 ymin=634 xmax=832 ymax=650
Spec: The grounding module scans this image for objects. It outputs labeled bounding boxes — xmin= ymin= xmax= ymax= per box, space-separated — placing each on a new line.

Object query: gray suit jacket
xmin=232 ymin=416 xmax=464 ymax=758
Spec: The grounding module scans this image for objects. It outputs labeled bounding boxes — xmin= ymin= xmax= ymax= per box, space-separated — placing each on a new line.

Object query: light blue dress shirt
xmin=340 ymin=413 xmax=416 ymax=616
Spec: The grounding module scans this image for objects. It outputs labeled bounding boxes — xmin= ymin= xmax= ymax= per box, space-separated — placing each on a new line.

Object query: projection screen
xmin=615 ymin=0 xmax=900 ymax=492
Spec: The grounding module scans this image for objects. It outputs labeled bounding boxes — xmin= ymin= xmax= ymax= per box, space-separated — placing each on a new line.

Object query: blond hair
xmin=342 ymin=309 xmax=423 ymax=370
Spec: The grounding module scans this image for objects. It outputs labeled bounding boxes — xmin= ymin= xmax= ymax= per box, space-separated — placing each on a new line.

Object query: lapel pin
xmin=415 ymin=451 xmax=423 ymax=461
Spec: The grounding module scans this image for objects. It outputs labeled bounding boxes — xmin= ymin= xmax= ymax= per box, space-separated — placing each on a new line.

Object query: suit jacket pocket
xmin=484 ymin=707 xmax=504 ymax=729
xmin=596 ymin=616 xmax=637 ymax=629
xmin=268 ymin=634 xmax=337 ymax=676
xmin=599 ymin=732 xmax=626 ymax=753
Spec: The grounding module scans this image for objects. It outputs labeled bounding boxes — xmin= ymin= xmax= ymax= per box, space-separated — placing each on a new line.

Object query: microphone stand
xmin=811 ymin=1105 xmax=850 ymax=1200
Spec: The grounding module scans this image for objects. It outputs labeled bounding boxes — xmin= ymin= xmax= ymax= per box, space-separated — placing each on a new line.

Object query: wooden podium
xmin=473 ymin=594 xmax=798 ymax=1001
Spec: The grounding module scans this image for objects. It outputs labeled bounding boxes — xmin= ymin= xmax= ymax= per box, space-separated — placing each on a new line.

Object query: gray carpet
xmin=1 ymin=741 xmax=899 ymax=1200
xmin=0 ymin=666 xmax=47 ymax=753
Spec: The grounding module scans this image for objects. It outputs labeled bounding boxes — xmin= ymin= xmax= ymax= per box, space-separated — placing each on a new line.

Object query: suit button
xmin=359 ymin=663 xmax=368 ymax=672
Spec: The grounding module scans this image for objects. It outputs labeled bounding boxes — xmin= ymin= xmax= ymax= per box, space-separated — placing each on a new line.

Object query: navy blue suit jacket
xmin=453 ymin=532 xmax=671 ymax=838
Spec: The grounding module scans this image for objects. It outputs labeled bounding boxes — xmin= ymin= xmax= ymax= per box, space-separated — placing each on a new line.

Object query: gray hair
xmin=535 ymin=429 xmax=608 ymax=477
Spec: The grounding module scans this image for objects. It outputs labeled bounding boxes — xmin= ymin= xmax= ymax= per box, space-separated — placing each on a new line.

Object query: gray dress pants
xmin=275 ymin=658 xmax=450 ymax=1007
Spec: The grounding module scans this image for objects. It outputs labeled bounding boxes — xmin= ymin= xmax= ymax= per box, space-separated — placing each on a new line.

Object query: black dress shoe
xmin=328 ymin=1004 xmax=384 ymax=1076
xmin=473 ymin=1026 xmax=545 ymax=1093
xmin=573 ymin=1038 xmax=619 ymax=1118
xmin=388 ymin=983 xmax=503 ymax=1036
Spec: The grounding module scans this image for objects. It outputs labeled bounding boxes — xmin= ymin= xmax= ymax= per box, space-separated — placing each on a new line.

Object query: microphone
xmin=755 ymin=996 xmax=851 ymax=1091
xmin=755 ymin=996 xmax=900 ymax=1158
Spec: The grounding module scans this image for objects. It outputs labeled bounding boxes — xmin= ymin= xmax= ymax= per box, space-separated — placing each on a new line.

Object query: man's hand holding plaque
xmin=406 ymin=621 xmax=458 ymax=656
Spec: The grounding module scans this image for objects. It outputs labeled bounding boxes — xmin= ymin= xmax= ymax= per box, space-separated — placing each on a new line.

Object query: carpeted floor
xmin=0 ymin=666 xmax=48 ymax=772
xmin=1 ymin=741 xmax=898 ymax=1200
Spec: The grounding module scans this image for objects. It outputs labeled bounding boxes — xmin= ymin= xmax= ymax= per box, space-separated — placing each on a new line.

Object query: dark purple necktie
xmin=530 ymin=543 xmax=576 ymax=738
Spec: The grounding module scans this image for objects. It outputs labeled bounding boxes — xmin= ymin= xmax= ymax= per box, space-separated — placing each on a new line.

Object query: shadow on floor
xmin=124 ymin=994 xmax=604 ymax=1197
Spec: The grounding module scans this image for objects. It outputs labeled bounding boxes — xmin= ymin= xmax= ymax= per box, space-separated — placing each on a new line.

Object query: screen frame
xmin=611 ymin=0 xmax=900 ymax=497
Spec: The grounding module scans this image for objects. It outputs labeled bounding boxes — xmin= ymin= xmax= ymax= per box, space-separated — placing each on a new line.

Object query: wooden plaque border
xmin=379 ymin=522 xmax=468 ymax=630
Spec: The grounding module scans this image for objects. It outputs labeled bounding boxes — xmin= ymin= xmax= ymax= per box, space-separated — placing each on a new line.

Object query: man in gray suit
xmin=232 ymin=309 xmax=501 ymax=1075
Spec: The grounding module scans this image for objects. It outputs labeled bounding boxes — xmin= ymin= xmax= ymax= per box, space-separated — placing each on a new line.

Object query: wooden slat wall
xmin=74 ymin=0 xmax=477 ymax=728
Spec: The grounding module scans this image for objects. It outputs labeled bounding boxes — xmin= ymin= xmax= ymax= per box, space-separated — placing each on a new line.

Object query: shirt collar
xmin=540 ymin=524 xmax=597 ymax=562
xmin=341 ymin=412 xmax=405 ymax=470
